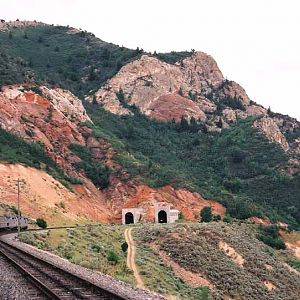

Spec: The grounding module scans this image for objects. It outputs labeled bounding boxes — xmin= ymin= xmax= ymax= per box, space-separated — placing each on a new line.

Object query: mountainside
xmin=90 ymin=52 xmax=300 ymax=154
xmin=0 ymin=21 xmax=299 ymax=228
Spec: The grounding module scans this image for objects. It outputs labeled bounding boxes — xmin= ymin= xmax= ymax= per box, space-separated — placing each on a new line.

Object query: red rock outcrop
xmin=0 ymin=85 xmax=88 ymax=173
xmin=148 ymin=93 xmax=206 ymax=122
xmin=105 ymin=184 xmax=226 ymax=223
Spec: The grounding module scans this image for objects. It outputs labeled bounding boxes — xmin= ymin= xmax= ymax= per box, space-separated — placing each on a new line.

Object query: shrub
xmin=288 ymin=258 xmax=300 ymax=270
xmin=257 ymin=225 xmax=286 ymax=250
xmin=121 ymin=242 xmax=128 ymax=252
xmin=213 ymin=215 xmax=221 ymax=221
xmin=178 ymin=212 xmax=185 ymax=220
xmin=230 ymin=146 xmax=247 ymax=163
xmin=36 ymin=218 xmax=47 ymax=229
xmin=200 ymin=207 xmax=212 ymax=222
xmin=68 ymin=177 xmax=83 ymax=184
xmin=69 ymin=143 xmax=110 ymax=189
xmin=107 ymin=251 xmax=120 ymax=264
xmin=223 ymin=178 xmax=242 ymax=193
xmin=91 ymin=244 xmax=102 ymax=253
xmin=84 ymin=102 xmax=300 ymax=228
xmin=223 ymin=215 xmax=232 ymax=223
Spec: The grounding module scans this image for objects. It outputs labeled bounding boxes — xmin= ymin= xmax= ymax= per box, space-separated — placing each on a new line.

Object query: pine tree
xmin=190 ymin=116 xmax=198 ymax=133
xmin=200 ymin=207 xmax=212 ymax=222
xmin=179 ymin=116 xmax=189 ymax=132
xmin=88 ymin=67 xmax=96 ymax=81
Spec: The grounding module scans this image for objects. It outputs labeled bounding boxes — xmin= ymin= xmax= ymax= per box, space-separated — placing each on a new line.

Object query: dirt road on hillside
xmin=124 ymin=228 xmax=145 ymax=289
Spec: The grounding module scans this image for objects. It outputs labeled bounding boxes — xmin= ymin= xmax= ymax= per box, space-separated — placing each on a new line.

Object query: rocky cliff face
xmin=91 ymin=52 xmax=251 ymax=121
xmin=0 ymin=85 xmax=88 ymax=174
xmin=90 ymin=52 xmax=300 ymax=153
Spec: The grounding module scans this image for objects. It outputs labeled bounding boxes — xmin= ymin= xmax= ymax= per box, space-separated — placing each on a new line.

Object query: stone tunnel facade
xmin=122 ymin=202 xmax=179 ymax=225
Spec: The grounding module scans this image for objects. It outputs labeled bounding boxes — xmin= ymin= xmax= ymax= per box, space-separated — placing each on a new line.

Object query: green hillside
xmin=0 ymin=128 xmax=70 ymax=186
xmin=0 ymin=25 xmax=141 ymax=97
xmin=0 ymin=25 xmax=193 ymax=98
xmin=84 ymin=102 xmax=300 ymax=228
xmin=0 ymin=24 xmax=299 ymax=228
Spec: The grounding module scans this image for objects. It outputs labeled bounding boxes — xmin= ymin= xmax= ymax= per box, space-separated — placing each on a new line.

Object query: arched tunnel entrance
xmin=125 ymin=212 xmax=134 ymax=224
xmin=158 ymin=210 xmax=167 ymax=223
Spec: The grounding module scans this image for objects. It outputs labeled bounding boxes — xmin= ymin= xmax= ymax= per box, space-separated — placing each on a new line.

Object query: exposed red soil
xmin=111 ymin=184 xmax=226 ymax=223
xmin=0 ymin=163 xmax=111 ymax=225
xmin=279 ymin=231 xmax=300 ymax=259
xmin=248 ymin=217 xmax=271 ymax=225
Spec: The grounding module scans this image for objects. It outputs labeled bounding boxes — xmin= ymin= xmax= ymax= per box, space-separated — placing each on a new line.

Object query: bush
xmin=91 ymin=244 xmax=102 ymax=253
xmin=200 ymin=207 xmax=212 ymax=222
xmin=69 ymin=143 xmax=110 ymax=189
xmin=257 ymin=225 xmax=286 ymax=250
xmin=36 ymin=218 xmax=47 ymax=229
xmin=288 ymin=258 xmax=300 ymax=270
xmin=121 ymin=242 xmax=128 ymax=252
xmin=68 ymin=177 xmax=83 ymax=184
xmin=213 ymin=215 xmax=221 ymax=221
xmin=223 ymin=178 xmax=242 ymax=193
xmin=0 ymin=128 xmax=69 ymax=187
xmin=223 ymin=215 xmax=232 ymax=223
xmin=84 ymin=103 xmax=300 ymax=228
xmin=107 ymin=251 xmax=120 ymax=264
xmin=178 ymin=212 xmax=185 ymax=220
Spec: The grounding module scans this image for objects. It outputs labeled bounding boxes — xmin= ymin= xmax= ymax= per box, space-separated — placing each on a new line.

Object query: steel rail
xmin=0 ymin=240 xmax=125 ymax=300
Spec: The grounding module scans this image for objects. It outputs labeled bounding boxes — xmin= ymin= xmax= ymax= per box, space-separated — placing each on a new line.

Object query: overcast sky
xmin=2 ymin=0 xmax=300 ymax=120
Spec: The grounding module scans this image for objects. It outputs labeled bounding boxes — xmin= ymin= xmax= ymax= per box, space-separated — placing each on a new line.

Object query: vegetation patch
xmin=84 ymin=102 xmax=300 ymax=228
xmin=134 ymin=223 xmax=300 ymax=300
xmin=0 ymin=127 xmax=72 ymax=187
xmin=69 ymin=143 xmax=110 ymax=189
xmin=257 ymin=225 xmax=286 ymax=250
xmin=19 ymin=225 xmax=135 ymax=284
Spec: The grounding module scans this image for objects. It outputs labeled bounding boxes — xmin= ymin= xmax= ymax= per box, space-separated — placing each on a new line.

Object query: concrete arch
xmin=125 ymin=212 xmax=134 ymax=224
xmin=158 ymin=210 xmax=167 ymax=223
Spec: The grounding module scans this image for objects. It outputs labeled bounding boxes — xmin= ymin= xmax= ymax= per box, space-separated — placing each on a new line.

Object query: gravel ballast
xmin=0 ymin=254 xmax=46 ymax=300
xmin=1 ymin=233 xmax=165 ymax=300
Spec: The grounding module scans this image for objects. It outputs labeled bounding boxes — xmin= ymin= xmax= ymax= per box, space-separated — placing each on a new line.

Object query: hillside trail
xmin=124 ymin=227 xmax=145 ymax=289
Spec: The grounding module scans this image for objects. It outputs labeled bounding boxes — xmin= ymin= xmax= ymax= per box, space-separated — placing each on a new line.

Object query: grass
xmin=133 ymin=230 xmax=212 ymax=299
xmin=19 ymin=225 xmax=135 ymax=284
xmin=0 ymin=203 xmax=19 ymax=216
xmin=19 ymin=223 xmax=300 ymax=300
xmin=135 ymin=223 xmax=300 ymax=300
xmin=20 ymin=224 xmax=212 ymax=299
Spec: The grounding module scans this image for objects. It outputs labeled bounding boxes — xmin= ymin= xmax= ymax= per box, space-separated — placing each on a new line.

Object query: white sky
xmin=2 ymin=0 xmax=300 ymax=120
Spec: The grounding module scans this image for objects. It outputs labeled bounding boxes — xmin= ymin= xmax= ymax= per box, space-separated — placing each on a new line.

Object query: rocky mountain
xmin=90 ymin=52 xmax=300 ymax=155
xmin=0 ymin=21 xmax=299 ymax=228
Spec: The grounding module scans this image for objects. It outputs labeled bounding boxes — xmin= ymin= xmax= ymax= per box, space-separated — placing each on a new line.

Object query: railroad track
xmin=0 ymin=240 xmax=125 ymax=300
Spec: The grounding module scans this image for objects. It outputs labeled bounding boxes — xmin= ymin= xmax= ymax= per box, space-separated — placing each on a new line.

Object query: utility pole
xmin=14 ymin=178 xmax=25 ymax=236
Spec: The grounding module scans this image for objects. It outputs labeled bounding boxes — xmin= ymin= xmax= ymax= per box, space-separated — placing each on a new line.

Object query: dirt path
xmin=124 ymin=228 xmax=145 ymax=289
